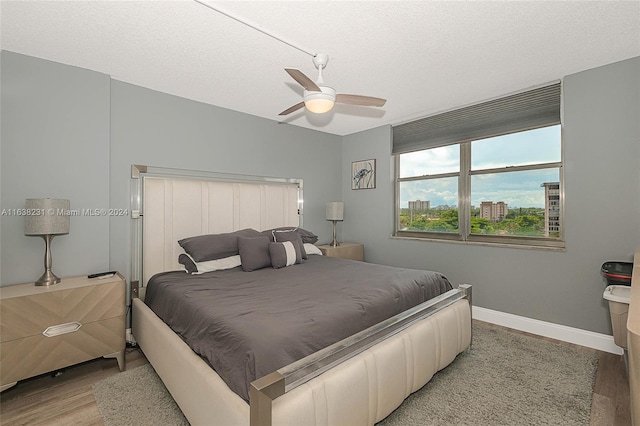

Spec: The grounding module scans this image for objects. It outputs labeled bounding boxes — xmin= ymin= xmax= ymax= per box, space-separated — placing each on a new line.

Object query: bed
xmin=130 ymin=165 xmax=472 ymax=426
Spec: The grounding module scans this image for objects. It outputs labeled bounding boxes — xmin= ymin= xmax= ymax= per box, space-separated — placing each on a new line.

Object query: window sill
xmin=390 ymin=234 xmax=566 ymax=252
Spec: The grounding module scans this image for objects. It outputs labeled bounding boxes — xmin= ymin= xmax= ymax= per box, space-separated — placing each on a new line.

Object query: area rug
xmin=93 ymin=322 xmax=598 ymax=425
xmin=93 ymin=363 xmax=189 ymax=426
xmin=377 ymin=322 xmax=598 ymax=425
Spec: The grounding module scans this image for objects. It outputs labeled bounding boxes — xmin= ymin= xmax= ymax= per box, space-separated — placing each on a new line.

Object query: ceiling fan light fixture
xmin=305 ymin=97 xmax=334 ymax=114
xmin=304 ymin=86 xmax=336 ymax=114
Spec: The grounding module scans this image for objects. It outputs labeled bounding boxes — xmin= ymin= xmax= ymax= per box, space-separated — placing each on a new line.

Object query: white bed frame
xmin=130 ymin=165 xmax=472 ymax=426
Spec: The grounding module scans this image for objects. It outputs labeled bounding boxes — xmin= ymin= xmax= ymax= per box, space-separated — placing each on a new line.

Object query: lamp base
xmin=35 ymin=270 xmax=61 ymax=286
xmin=34 ymin=234 xmax=61 ymax=286
xmin=330 ymin=220 xmax=341 ymax=247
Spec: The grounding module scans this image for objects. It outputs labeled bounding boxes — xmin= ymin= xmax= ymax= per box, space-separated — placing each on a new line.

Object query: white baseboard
xmin=473 ymin=306 xmax=624 ymax=355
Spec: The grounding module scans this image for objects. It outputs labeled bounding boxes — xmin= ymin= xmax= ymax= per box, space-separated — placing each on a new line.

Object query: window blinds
xmin=392 ymin=82 xmax=561 ymax=155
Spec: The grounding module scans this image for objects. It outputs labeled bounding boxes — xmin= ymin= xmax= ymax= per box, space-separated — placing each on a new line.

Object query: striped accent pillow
xmin=269 ymin=240 xmax=303 ymax=269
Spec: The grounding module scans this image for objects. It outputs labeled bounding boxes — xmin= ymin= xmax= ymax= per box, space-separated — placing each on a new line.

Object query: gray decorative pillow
xmin=269 ymin=240 xmax=303 ymax=269
xmin=238 ymin=236 xmax=271 ymax=272
xmin=261 ymin=227 xmax=319 ymax=244
xmin=297 ymin=228 xmax=319 ymax=244
xmin=272 ymin=229 xmax=308 ymax=260
xmin=178 ymin=228 xmax=262 ymax=262
xmin=178 ymin=253 xmax=198 ymax=274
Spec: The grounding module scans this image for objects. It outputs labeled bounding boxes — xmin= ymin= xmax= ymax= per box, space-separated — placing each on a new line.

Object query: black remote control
xmin=88 ymin=271 xmax=117 ymax=279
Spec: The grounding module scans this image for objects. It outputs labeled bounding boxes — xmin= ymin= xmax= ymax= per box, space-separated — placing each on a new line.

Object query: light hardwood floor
xmin=0 ymin=348 xmax=147 ymax=426
xmin=0 ymin=328 xmax=632 ymax=425
xmin=591 ymin=351 xmax=632 ymax=425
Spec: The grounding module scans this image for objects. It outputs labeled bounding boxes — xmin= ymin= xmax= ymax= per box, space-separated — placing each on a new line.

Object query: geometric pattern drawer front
xmin=0 ymin=316 xmax=125 ymax=385
xmin=63 ymin=280 xmax=125 ymax=323
xmin=0 ymin=291 xmax=63 ymax=343
xmin=0 ymin=279 xmax=125 ymax=344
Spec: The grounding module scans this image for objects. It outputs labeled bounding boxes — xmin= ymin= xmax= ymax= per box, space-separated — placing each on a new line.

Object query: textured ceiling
xmin=1 ymin=1 xmax=639 ymax=136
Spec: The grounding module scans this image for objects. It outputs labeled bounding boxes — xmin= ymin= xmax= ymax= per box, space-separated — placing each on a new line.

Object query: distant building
xmin=541 ymin=182 xmax=560 ymax=236
xmin=434 ymin=204 xmax=453 ymax=210
xmin=480 ymin=201 xmax=508 ymax=222
xmin=408 ymin=200 xmax=430 ymax=210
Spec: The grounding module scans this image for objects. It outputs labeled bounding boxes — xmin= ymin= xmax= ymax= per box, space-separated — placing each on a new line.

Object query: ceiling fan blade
xmin=285 ymin=69 xmax=321 ymax=92
xmin=336 ymin=94 xmax=387 ymax=107
xmin=278 ymin=102 xmax=305 ymax=116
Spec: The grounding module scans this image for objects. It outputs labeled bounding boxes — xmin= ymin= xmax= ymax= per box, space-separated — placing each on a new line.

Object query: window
xmin=393 ymin=83 xmax=563 ymax=249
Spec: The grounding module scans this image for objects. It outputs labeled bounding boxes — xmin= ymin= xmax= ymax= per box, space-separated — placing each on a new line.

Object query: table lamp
xmin=326 ymin=202 xmax=344 ymax=247
xmin=24 ymin=198 xmax=70 ymax=286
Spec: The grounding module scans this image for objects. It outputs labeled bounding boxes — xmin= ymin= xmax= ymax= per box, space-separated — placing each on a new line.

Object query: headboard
xmin=131 ymin=165 xmax=302 ymax=290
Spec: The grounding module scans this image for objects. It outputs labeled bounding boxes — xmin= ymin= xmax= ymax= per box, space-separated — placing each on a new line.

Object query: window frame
xmin=394 ymin=125 xmax=565 ymax=250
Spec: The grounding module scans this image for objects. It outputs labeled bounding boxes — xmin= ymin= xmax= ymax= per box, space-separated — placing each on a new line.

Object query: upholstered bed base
xmin=132 ymin=296 xmax=471 ymax=425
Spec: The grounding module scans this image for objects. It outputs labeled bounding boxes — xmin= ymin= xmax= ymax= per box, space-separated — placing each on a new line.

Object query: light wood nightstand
xmin=317 ymin=243 xmax=364 ymax=261
xmin=0 ymin=273 xmax=126 ymax=391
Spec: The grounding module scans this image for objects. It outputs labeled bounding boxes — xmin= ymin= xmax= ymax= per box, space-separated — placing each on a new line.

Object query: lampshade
xmin=326 ymin=202 xmax=344 ymax=221
xmin=25 ymin=199 xmax=70 ymax=235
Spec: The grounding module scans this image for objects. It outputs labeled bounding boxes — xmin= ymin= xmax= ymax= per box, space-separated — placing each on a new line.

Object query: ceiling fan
xmin=279 ymin=53 xmax=387 ymax=116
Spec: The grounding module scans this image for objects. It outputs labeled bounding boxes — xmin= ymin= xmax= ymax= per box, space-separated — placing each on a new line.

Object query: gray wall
xmin=342 ymin=57 xmax=640 ymax=335
xmin=1 ymin=51 xmax=342 ymax=286
xmin=1 ymin=51 xmax=111 ymax=285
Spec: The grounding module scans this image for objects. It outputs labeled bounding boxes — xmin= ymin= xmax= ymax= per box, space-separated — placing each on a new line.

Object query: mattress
xmin=144 ymin=255 xmax=452 ymax=401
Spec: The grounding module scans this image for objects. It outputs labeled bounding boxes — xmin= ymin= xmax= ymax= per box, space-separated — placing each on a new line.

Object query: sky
xmin=399 ymin=125 xmax=561 ymax=208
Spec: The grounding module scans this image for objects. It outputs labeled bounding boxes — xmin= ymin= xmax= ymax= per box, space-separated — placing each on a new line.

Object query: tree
xmin=471 ymin=217 xmax=492 ymax=233
xmin=439 ymin=209 xmax=458 ymax=228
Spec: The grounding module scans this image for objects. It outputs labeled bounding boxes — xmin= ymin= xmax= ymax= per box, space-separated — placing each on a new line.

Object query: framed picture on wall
xmin=351 ymin=159 xmax=376 ymax=190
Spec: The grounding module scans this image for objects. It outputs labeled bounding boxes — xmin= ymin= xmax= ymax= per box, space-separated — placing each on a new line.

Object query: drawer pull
xmin=43 ymin=322 xmax=82 ymax=337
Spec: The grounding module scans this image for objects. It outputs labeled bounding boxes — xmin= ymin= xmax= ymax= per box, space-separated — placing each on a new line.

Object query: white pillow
xmin=303 ymin=243 xmax=323 ymax=256
xmin=184 ymin=253 xmax=242 ymax=274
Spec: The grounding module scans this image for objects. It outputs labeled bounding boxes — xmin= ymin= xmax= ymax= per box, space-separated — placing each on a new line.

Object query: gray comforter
xmin=145 ymin=255 xmax=452 ymax=401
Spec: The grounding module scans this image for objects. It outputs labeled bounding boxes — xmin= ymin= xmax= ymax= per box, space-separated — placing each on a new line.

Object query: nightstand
xmin=0 ymin=273 xmax=126 ymax=391
xmin=318 ymin=243 xmax=364 ymax=261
